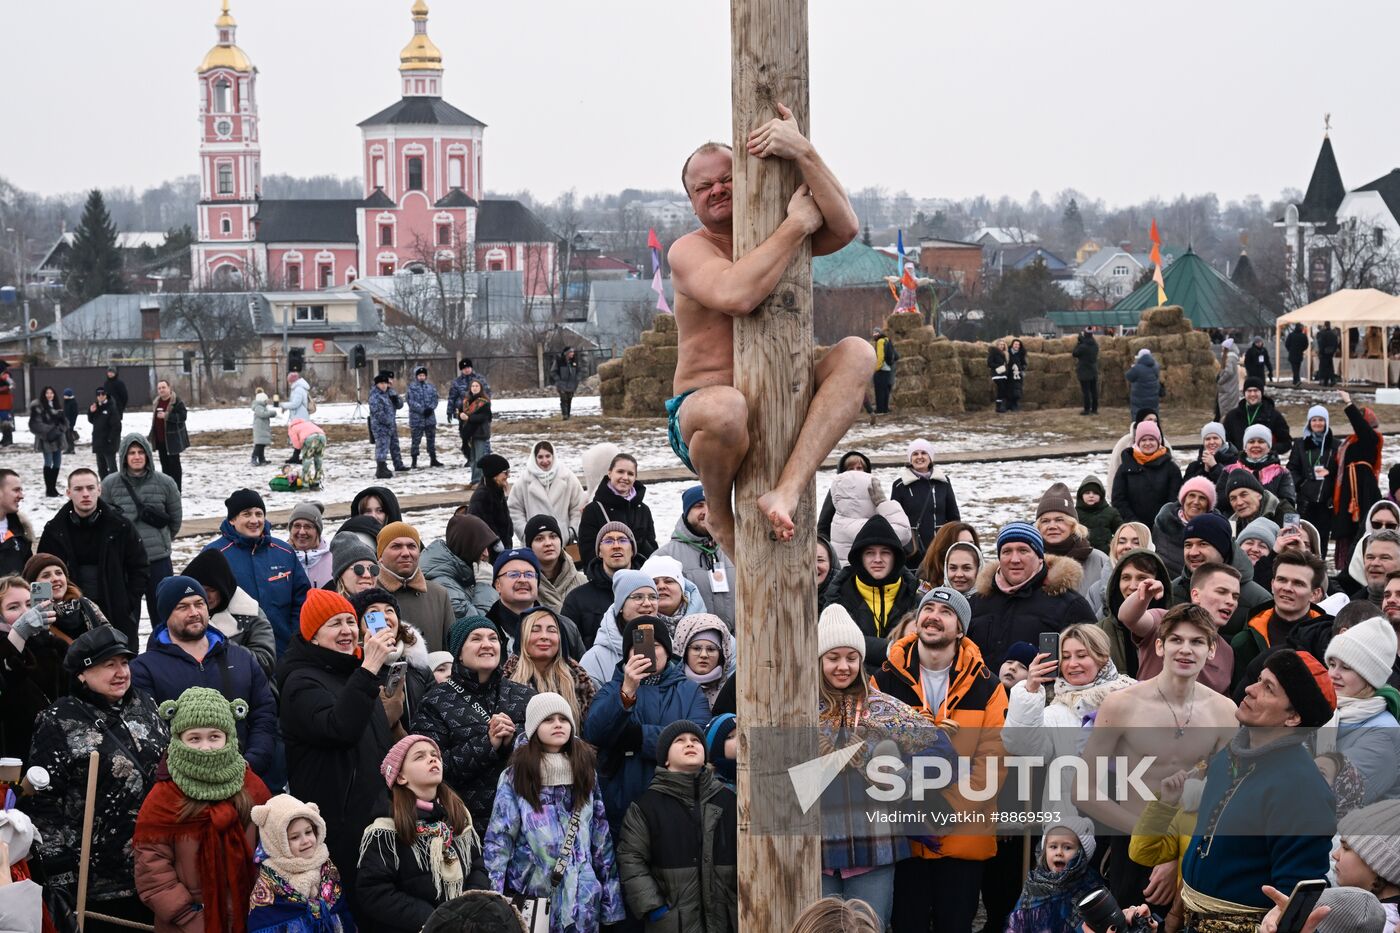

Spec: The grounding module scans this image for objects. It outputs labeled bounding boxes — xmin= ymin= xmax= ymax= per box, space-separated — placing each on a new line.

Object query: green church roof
xmin=1111 ymin=248 xmax=1270 ymax=329
xmin=813 ymin=240 xmax=899 ymax=288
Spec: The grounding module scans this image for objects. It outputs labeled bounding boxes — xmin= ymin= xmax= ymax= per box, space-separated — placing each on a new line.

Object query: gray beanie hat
xmin=1339 ymin=799 xmax=1400 ymax=886
xmin=1315 ymin=887 xmax=1386 ymax=932
xmin=1236 ymin=517 xmax=1280 ymax=550
xmin=918 ymin=586 xmax=971 ymax=633
xmin=330 ymin=538 xmax=378 ymax=583
xmin=288 ymin=500 xmax=325 ymax=535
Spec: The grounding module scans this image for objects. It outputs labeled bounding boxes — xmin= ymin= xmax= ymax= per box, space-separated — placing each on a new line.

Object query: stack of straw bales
xmin=599 ymin=305 xmax=1217 ymax=416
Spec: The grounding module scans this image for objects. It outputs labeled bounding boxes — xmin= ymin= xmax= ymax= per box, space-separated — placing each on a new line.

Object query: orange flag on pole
xmin=1150 ymin=220 xmax=1167 ymax=306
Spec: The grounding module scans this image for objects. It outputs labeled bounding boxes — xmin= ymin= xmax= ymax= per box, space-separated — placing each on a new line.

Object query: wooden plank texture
xmin=730 ymin=0 xmax=821 ymax=928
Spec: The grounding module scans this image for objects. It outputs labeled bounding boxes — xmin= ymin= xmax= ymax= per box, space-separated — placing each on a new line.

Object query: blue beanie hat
xmin=611 ymin=569 xmax=656 ymax=616
xmin=492 ymin=547 xmax=542 ymax=578
xmin=1003 ymin=641 xmax=1039 ymax=668
xmin=156 ymin=575 xmax=209 ymax=627
xmin=681 ymin=485 xmax=706 ymax=515
xmin=1183 ymin=512 xmax=1233 ymax=561
xmin=449 ymin=615 xmax=499 ymax=661
xmin=996 ymin=521 xmax=1044 ymax=559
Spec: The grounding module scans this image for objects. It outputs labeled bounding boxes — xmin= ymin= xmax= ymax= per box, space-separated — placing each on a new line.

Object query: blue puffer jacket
xmin=582 ymin=662 xmax=711 ymax=827
xmin=204 ymin=520 xmax=310 ymax=655
xmin=406 ymin=379 xmax=438 ymax=428
xmin=129 ymin=626 xmax=279 ymax=779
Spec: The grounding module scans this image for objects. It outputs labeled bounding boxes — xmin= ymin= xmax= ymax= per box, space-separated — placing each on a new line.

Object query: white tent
xmin=1274 ymin=288 xmax=1400 ymax=385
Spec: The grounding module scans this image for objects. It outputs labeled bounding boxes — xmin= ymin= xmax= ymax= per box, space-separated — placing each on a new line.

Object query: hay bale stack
xmin=641 ymin=330 xmax=675 ymax=349
xmin=652 ymin=313 xmax=677 ymax=334
xmin=1039 ymin=354 xmax=1073 ymax=375
xmin=885 ymin=312 xmax=924 ymax=337
xmin=1138 ymin=305 xmax=1191 ymax=336
xmin=898 ymin=356 xmax=927 ymax=376
xmin=598 ymin=358 xmax=625 ymax=381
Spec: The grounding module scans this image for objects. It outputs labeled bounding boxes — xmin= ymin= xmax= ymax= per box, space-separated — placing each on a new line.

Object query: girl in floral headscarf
xmin=248 ymin=794 xmax=354 ymax=932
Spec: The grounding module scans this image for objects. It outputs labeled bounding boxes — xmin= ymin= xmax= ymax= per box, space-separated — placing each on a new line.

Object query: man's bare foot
xmin=706 ymin=497 xmax=737 ymax=560
xmin=756 ymin=489 xmax=798 ymax=542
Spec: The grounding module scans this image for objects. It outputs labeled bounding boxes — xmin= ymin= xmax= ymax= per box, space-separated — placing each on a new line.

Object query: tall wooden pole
xmin=731 ymin=0 xmax=820 ymax=929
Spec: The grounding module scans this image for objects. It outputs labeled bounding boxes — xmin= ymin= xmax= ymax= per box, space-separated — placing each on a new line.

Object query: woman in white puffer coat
xmin=827 ymin=470 xmax=912 ymax=564
xmin=509 ymin=440 xmax=587 ymax=545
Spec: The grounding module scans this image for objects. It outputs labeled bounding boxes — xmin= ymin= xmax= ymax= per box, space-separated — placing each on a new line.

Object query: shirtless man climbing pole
xmin=667 ymin=103 xmax=873 ymax=558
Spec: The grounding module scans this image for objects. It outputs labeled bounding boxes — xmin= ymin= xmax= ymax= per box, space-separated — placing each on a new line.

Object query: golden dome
xmin=198 ymin=44 xmax=253 ymax=74
xmin=400 ymin=0 xmax=443 ymax=72
xmin=197 ymin=1 xmax=253 ymax=74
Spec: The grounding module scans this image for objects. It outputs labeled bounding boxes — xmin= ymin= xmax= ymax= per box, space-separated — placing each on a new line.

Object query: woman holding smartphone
xmin=350 ymin=586 xmax=437 ymax=731
xmin=1002 ymin=623 xmax=1135 ymax=817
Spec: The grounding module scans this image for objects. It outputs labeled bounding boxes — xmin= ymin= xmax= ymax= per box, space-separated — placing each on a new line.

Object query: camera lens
xmin=1077 ymin=889 xmax=1127 ymax=933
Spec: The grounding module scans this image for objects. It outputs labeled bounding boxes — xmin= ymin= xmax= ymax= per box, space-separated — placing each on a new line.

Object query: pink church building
xmin=190 ymin=0 xmax=556 ymax=295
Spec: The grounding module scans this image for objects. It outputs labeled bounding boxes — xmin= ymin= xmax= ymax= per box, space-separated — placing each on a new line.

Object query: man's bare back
xmin=665 ymin=106 xmax=870 ymax=559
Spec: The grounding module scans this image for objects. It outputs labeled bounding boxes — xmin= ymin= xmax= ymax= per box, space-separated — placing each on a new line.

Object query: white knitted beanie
xmin=1326 ymin=615 xmax=1399 ymax=691
xmin=818 ymin=604 xmax=866 ymax=662
xmin=524 ymin=692 xmax=576 ymax=741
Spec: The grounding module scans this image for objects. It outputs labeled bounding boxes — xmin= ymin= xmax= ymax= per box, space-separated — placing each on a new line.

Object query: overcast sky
xmin=2 ymin=1 xmax=1397 ymax=207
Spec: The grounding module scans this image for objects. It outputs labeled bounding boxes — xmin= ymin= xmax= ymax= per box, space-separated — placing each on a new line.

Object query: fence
xmin=4 ymin=347 xmax=616 ymax=408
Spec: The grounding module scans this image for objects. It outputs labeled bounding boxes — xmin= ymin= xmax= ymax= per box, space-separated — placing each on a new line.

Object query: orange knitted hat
xmin=299 ymin=588 xmax=356 ymax=643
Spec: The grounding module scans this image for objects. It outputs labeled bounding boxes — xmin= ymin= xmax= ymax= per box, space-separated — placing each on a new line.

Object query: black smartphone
xmin=1276 ymin=879 xmax=1327 ymax=933
xmin=633 ymin=624 xmax=657 ymax=673
xmin=1038 ymin=631 xmax=1060 ymax=675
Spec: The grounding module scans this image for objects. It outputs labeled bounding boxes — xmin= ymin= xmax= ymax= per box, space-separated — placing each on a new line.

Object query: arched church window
xmin=449 ymin=157 xmax=463 ymax=189
xmin=407 ymin=157 xmax=424 ymax=192
xmin=213 ymin=79 xmax=231 ymax=113
xmin=217 ymin=164 xmax=234 ymax=196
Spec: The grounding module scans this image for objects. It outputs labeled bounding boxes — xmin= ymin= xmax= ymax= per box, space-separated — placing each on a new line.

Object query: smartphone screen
xmin=1277 ymin=879 xmax=1327 ymax=933
xmin=365 ymin=610 xmax=387 ymax=635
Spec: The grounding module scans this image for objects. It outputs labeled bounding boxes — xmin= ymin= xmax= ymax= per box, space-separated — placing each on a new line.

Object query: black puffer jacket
xmin=890 ymin=466 xmax=960 ymax=563
xmin=1287 ymin=430 xmax=1339 ymax=509
xmin=1110 ymin=447 xmax=1183 ymax=525
xmin=577 ymin=479 xmax=659 ymax=566
xmin=1183 ymin=442 xmax=1240 ymax=483
xmin=966 ymin=556 xmax=1095 ymax=669
xmin=618 ymin=766 xmax=738 ymax=933
xmin=0 ymin=509 xmax=33 ymax=577
xmin=411 ymin=664 xmax=536 ymax=830
xmin=467 ymin=482 xmax=512 ymax=549
xmin=563 ymin=558 xmax=630 ymax=649
xmin=22 ymin=684 xmax=168 ymax=901
xmin=36 ymin=500 xmax=150 ymax=647
xmin=821 ymin=515 xmax=919 ymax=670
xmin=275 ymin=636 xmax=397 ymax=897
xmin=1222 ymin=396 xmax=1292 ymax=455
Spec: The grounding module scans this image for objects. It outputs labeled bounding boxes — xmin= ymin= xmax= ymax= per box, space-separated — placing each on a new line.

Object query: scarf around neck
xmin=1010 ymin=851 xmax=1100 ymax=933
xmin=529 ymin=461 xmax=558 ymax=486
xmin=262 ymin=839 xmax=331 ymax=903
xmin=168 ymin=739 xmax=249 ymax=801
xmin=1132 ymin=446 xmax=1168 ymax=466
xmin=1043 ymin=533 xmax=1093 ymax=565
xmin=1050 ymin=660 xmax=1133 ymax=716
xmin=134 ymin=770 xmax=266 ymax=933
xmin=608 ymin=481 xmax=637 ymax=501
xmin=541 ymin=751 xmax=574 ymax=788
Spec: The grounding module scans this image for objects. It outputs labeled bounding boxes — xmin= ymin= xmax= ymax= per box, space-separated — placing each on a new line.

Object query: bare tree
xmin=160 ymin=288 xmax=256 ymax=389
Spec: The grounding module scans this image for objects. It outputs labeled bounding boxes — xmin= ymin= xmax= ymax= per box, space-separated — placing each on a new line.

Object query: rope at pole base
xmin=81 ymin=913 xmax=156 ymax=932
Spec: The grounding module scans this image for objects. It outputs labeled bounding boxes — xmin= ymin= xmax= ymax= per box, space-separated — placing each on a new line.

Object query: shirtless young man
xmin=667 ymin=103 xmax=873 ymax=558
xmin=1076 ymin=604 xmax=1238 ymax=909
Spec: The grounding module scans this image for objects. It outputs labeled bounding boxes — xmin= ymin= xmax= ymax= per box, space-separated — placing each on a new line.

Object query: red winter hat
xmin=300 ymin=588 xmax=356 ymax=643
xmin=1264 ymin=649 xmax=1337 ymax=728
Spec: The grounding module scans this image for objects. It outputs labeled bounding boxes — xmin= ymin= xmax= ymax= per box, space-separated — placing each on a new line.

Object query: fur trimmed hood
xmin=974 ymin=553 xmax=1084 ymax=599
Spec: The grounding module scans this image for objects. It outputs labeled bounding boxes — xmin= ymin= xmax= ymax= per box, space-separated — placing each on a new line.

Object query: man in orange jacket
xmin=873 ymin=586 xmax=1010 ymax=933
